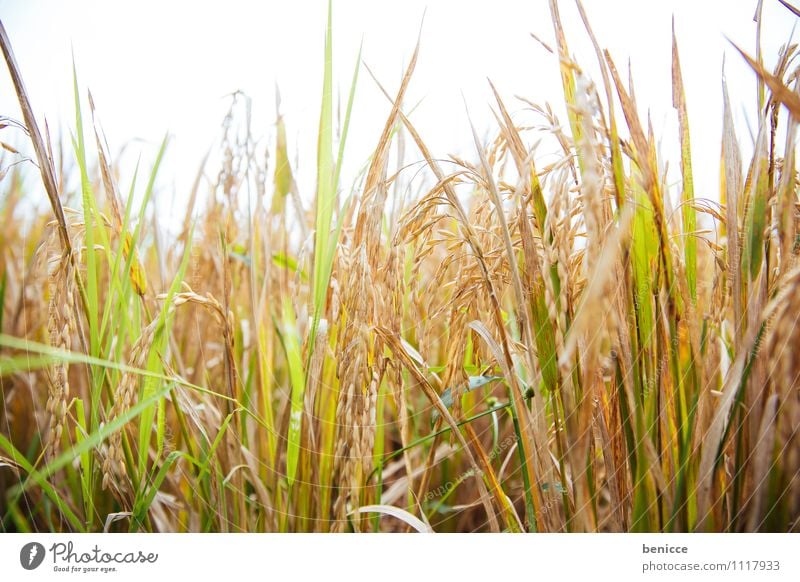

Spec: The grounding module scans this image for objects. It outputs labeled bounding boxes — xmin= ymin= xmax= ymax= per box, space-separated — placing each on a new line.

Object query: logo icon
xmin=19 ymin=542 xmax=46 ymax=570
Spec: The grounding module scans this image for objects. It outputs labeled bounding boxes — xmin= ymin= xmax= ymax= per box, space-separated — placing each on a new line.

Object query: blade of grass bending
xmin=353 ymin=505 xmax=433 ymax=533
xmin=729 ymin=40 xmax=800 ymax=121
xmin=0 ymin=354 xmax=58 ymax=375
xmin=0 ymin=335 xmax=270 ymax=431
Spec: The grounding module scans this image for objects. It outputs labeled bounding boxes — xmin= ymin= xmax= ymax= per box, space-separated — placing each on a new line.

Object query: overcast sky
xmin=0 ymin=0 xmax=796 ymax=222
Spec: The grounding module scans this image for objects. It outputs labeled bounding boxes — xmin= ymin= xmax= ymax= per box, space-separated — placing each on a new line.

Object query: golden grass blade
xmin=463 ymin=423 xmax=524 ymax=532
xmin=777 ymin=0 xmax=800 ymax=17
xmin=729 ymin=40 xmax=800 ymax=121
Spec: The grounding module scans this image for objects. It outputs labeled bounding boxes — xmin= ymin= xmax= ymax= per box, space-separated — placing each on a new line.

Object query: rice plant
xmin=0 ymin=0 xmax=798 ymax=532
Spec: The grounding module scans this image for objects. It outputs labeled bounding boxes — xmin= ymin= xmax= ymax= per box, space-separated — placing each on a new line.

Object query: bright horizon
xmin=0 ymin=0 xmax=795 ymax=223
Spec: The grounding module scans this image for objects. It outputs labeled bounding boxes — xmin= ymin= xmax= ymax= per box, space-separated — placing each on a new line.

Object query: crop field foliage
xmin=1 ymin=0 xmax=799 ymax=533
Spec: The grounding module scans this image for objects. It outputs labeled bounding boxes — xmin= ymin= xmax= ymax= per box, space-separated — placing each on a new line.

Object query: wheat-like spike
xmin=45 ymin=246 xmax=75 ymax=458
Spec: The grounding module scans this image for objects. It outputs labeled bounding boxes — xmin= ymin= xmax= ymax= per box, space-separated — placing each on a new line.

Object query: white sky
xmin=0 ymin=0 xmax=796 ymax=221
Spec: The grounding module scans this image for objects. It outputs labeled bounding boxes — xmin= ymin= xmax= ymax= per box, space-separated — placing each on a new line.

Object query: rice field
xmin=1 ymin=0 xmax=799 ymax=533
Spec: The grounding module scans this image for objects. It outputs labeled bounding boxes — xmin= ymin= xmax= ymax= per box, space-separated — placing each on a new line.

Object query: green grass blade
xmin=281 ymin=297 xmax=305 ymax=486
xmin=312 ymin=0 xmax=335 ymax=320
